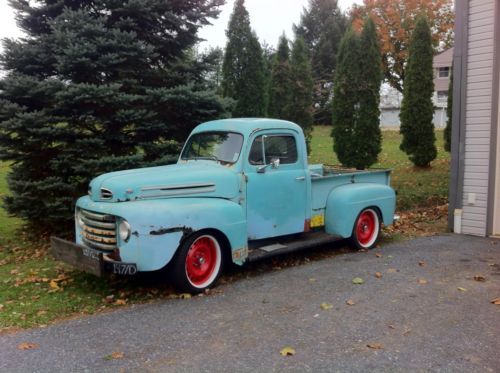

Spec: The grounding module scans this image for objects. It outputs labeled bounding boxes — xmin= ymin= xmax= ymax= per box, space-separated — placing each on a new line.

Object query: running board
xmin=247 ymin=232 xmax=342 ymax=262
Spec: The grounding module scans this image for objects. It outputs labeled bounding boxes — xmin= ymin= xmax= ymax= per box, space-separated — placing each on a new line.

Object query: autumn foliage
xmin=351 ymin=0 xmax=454 ymax=92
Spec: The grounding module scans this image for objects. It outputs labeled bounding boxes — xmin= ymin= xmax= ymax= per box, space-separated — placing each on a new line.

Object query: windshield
xmin=181 ymin=131 xmax=244 ymax=164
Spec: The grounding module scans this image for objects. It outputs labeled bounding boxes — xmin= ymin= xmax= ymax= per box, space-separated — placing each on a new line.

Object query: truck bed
xmin=309 ymin=165 xmax=391 ymax=211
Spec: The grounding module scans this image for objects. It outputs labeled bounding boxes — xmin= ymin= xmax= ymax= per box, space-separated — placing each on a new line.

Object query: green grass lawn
xmin=0 ymin=127 xmax=450 ymax=331
xmin=309 ymin=126 xmax=449 ymax=210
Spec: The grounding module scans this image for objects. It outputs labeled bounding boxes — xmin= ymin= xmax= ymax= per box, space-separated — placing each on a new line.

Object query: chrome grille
xmin=100 ymin=188 xmax=113 ymax=200
xmin=79 ymin=209 xmax=117 ymax=251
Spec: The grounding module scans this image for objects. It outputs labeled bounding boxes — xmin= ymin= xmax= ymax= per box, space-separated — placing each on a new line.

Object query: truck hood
xmin=88 ymin=162 xmax=241 ymax=202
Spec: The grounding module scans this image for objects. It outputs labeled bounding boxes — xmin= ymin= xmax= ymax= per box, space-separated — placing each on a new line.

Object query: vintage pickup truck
xmin=51 ymin=118 xmax=396 ymax=292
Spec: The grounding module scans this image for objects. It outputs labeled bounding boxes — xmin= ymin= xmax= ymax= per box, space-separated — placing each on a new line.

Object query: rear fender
xmin=324 ymin=183 xmax=396 ymax=238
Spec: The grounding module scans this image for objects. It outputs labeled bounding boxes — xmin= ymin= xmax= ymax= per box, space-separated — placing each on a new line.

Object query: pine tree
xmin=399 ymin=16 xmax=437 ymax=167
xmin=0 ymin=0 xmax=226 ymax=233
xmin=444 ymin=64 xmax=453 ymax=152
xmin=221 ymin=0 xmax=266 ymax=117
xmin=356 ymin=17 xmax=382 ymax=168
xmin=294 ymin=0 xmax=347 ymax=124
xmin=331 ymin=29 xmax=364 ymax=169
xmin=288 ymin=37 xmax=314 ymax=151
xmin=268 ymin=35 xmax=291 ymax=119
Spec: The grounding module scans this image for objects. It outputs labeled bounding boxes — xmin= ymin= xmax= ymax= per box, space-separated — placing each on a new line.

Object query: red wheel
xmin=350 ymin=208 xmax=380 ymax=249
xmin=171 ymin=233 xmax=223 ymax=293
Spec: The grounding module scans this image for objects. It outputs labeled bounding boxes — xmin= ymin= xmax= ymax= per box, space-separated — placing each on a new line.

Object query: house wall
xmin=494 ymin=72 xmax=500 ymax=235
xmin=461 ymin=0 xmax=497 ymax=235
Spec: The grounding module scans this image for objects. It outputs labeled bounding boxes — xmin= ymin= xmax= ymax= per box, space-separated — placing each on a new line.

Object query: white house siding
xmin=461 ymin=0 xmax=496 ymax=235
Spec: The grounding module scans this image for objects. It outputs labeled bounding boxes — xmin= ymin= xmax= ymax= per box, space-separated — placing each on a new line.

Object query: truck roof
xmin=192 ymin=118 xmax=303 ymax=137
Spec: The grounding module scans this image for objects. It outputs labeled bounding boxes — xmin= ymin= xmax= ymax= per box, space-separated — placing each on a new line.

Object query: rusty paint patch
xmin=149 ymin=226 xmax=194 ymax=236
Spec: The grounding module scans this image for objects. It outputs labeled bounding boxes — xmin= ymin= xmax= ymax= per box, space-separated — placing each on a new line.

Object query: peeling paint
xmin=149 ymin=226 xmax=194 ymax=236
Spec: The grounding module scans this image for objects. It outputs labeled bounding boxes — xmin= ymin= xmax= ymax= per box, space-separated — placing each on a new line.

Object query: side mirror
xmin=270 ymin=157 xmax=280 ymax=169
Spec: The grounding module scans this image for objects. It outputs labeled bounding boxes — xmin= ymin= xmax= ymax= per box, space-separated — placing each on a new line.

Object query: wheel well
xmin=194 ymin=228 xmax=232 ymax=263
xmin=366 ymin=206 xmax=383 ymax=223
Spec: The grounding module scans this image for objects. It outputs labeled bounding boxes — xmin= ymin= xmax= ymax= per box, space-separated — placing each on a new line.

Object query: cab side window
xmin=248 ymin=135 xmax=298 ymax=165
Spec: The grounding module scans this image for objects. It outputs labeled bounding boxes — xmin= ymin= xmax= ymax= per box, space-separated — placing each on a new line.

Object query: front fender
xmin=324 ymin=183 xmax=396 ymax=238
xmin=76 ymin=197 xmax=247 ymax=271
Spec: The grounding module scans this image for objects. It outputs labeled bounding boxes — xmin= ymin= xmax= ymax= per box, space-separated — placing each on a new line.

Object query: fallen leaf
xmin=114 ymin=299 xmax=127 ymax=306
xmin=473 ymin=275 xmax=486 ymax=282
xmin=352 ymin=277 xmax=364 ymax=284
xmin=457 ymin=287 xmax=467 ymax=292
xmin=418 ymin=261 xmax=426 ymax=267
xmin=387 ymin=268 xmax=398 ymax=274
xmin=0 ymin=304 xmax=4 ymax=311
xmin=179 ymin=293 xmax=192 ymax=299
xmin=346 ymin=299 xmax=355 ymax=306
xmin=17 ymin=342 xmax=39 ymax=350
xmin=309 ymin=278 xmax=316 ymax=283
xmin=320 ymin=302 xmax=333 ymax=310
xmin=375 ymin=253 xmax=382 ymax=258
xmin=49 ymin=280 xmax=59 ymax=290
xmin=403 ymin=328 xmax=412 ymax=335
xmin=280 ymin=346 xmax=296 ymax=356
xmin=388 ymin=325 xmax=396 ymax=329
xmin=105 ymin=351 xmax=124 ymax=360
xmin=490 ymin=297 xmax=500 ymax=305
xmin=104 ymin=295 xmax=115 ymax=304
xmin=375 ymin=272 xmax=382 ymax=279
xmin=10 ymin=269 xmax=19 ymax=275
xmin=418 ymin=279 xmax=428 ymax=284
xmin=367 ymin=343 xmax=383 ymax=349
xmin=37 ymin=310 xmax=47 ymax=316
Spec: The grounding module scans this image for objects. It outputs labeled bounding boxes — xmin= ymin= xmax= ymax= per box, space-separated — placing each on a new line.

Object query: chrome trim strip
xmin=140 ymin=183 xmax=215 ymax=192
xmin=81 ymin=216 xmax=115 ymax=230
xmin=138 ymin=186 xmax=216 ymax=199
xmin=82 ymin=237 xmax=116 ymax=251
xmin=81 ymin=209 xmax=115 ymax=222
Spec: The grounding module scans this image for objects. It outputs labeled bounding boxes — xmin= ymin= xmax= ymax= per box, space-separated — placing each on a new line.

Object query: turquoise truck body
xmin=52 ymin=118 xmax=396 ymax=291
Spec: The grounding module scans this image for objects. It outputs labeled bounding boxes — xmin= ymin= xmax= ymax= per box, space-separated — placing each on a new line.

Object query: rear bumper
xmin=50 ymin=237 xmax=137 ymax=277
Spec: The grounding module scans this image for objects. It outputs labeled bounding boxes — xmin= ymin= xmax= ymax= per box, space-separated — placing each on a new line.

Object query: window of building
xmin=437 ymin=91 xmax=448 ymax=103
xmin=249 ymin=135 xmax=298 ymax=165
xmin=438 ymin=66 xmax=450 ymax=78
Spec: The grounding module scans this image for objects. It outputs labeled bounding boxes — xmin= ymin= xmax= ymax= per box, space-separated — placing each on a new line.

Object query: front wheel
xmin=170 ymin=232 xmax=223 ymax=293
xmin=349 ymin=208 xmax=380 ymax=250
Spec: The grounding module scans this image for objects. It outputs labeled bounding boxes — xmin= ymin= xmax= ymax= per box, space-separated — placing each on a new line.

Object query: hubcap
xmin=356 ymin=211 xmax=376 ymax=246
xmin=185 ymin=236 xmax=218 ymax=286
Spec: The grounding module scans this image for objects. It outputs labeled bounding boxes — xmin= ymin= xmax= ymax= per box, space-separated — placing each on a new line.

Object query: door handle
xmin=295 ymin=176 xmax=305 ymax=181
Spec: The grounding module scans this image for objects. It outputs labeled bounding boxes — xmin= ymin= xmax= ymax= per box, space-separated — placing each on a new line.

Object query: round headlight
xmin=119 ymin=220 xmax=131 ymax=242
xmin=76 ymin=210 xmax=84 ymax=228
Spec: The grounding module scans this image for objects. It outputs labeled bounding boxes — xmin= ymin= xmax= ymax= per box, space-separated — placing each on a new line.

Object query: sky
xmin=0 ymin=0 xmax=361 ymax=51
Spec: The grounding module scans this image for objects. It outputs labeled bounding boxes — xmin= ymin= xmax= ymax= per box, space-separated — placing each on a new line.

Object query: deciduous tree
xmin=352 ymin=0 xmax=454 ymax=93
xmin=399 ymin=16 xmax=437 ymax=167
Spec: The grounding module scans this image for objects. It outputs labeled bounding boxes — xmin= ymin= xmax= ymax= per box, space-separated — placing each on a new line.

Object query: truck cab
xmin=51 ymin=118 xmax=396 ymax=293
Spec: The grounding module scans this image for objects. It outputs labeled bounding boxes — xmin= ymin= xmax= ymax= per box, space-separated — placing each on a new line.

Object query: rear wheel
xmin=170 ymin=232 xmax=223 ymax=293
xmin=349 ymin=208 xmax=380 ymax=250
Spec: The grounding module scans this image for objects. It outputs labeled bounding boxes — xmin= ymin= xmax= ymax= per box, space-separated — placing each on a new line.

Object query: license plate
xmin=109 ymin=262 xmax=137 ymax=275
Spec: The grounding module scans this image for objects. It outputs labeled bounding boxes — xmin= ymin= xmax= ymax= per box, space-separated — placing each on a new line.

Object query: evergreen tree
xmin=399 ymin=16 xmax=437 ymax=167
xmin=356 ymin=17 xmax=382 ymax=168
xmin=294 ymin=0 xmax=347 ymax=124
xmin=221 ymin=0 xmax=266 ymax=117
xmin=268 ymin=35 xmax=291 ymax=119
xmin=288 ymin=37 xmax=314 ymax=151
xmin=0 ymin=0 xmax=226 ymax=233
xmin=331 ymin=29 xmax=366 ymax=169
xmin=444 ymin=64 xmax=453 ymax=152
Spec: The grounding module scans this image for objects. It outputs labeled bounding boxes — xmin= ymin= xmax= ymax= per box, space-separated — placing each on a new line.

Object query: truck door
xmin=245 ymin=131 xmax=308 ymax=240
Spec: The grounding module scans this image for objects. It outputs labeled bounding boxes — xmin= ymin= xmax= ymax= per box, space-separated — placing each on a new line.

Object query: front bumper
xmin=50 ymin=237 xmax=137 ymax=276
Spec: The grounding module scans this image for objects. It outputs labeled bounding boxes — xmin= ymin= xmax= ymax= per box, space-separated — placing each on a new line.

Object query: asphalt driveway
xmin=1 ymin=234 xmax=499 ymax=372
